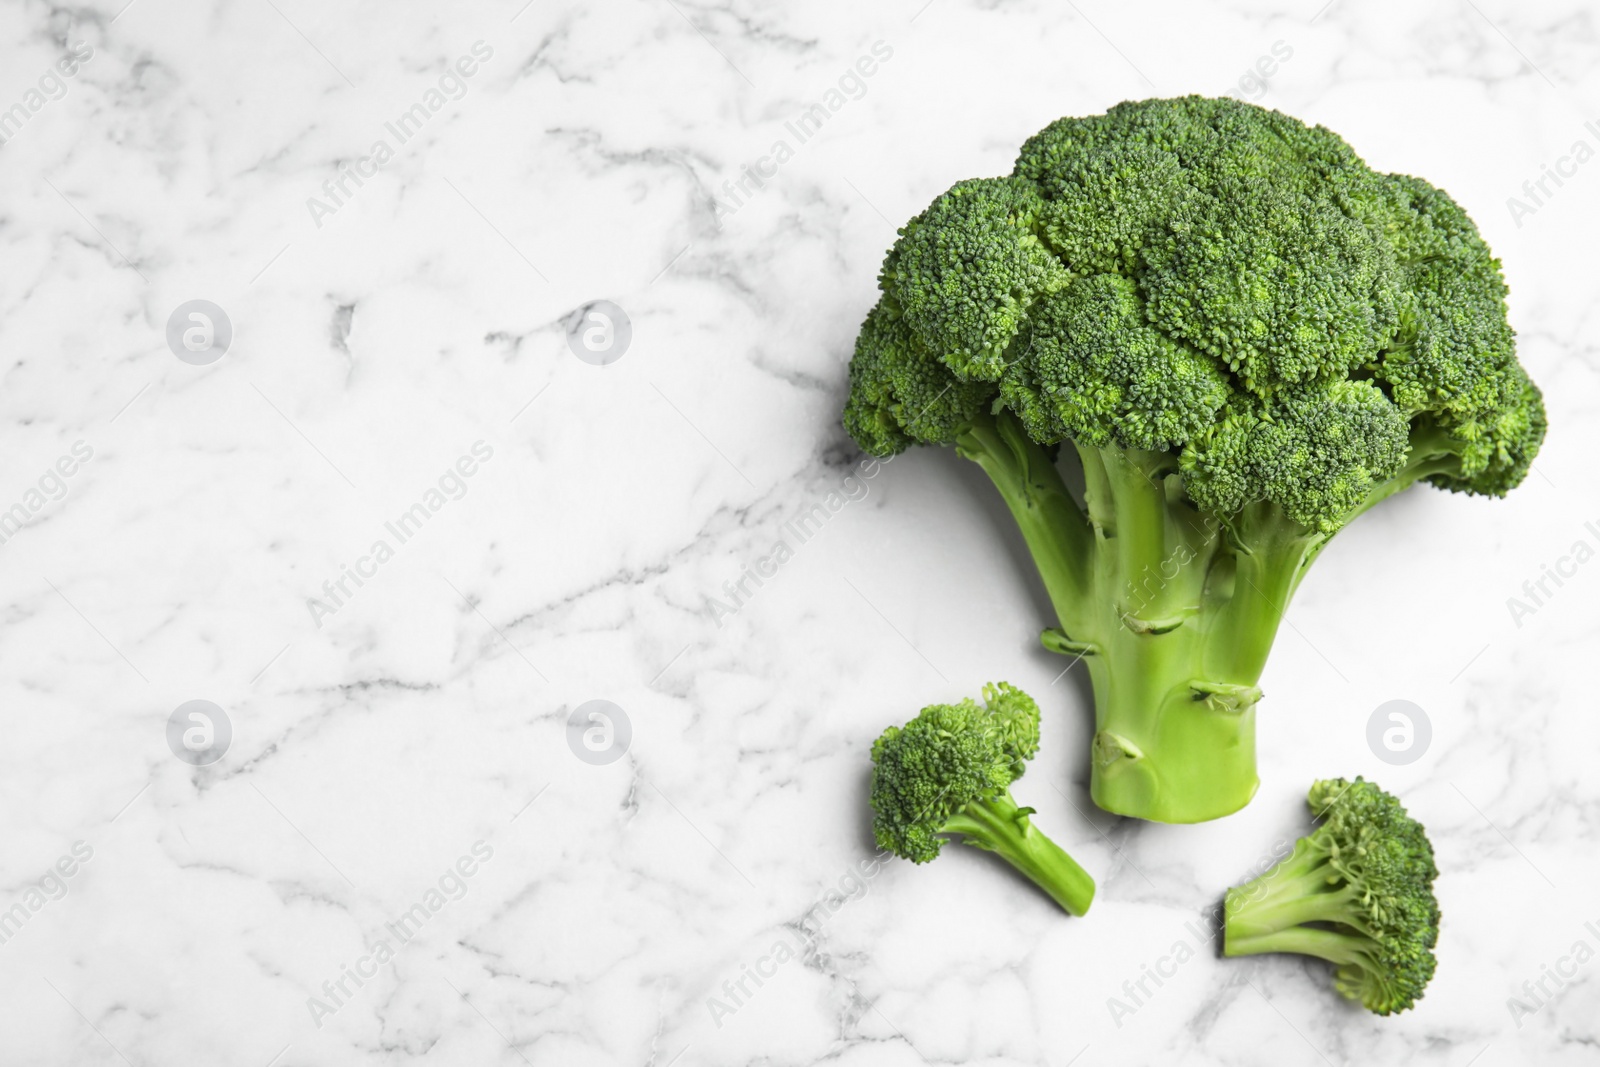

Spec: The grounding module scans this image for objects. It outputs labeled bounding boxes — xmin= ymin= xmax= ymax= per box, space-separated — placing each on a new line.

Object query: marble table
xmin=0 ymin=0 xmax=1594 ymax=1063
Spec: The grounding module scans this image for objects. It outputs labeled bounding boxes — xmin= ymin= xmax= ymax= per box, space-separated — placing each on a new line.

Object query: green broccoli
xmin=1223 ymin=777 xmax=1440 ymax=1015
xmin=843 ymin=96 xmax=1545 ymax=822
xmin=870 ymin=682 xmax=1096 ymax=916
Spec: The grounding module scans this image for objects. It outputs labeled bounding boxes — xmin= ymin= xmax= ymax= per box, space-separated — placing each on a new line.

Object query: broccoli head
xmin=870 ymin=683 xmax=1096 ymax=916
xmin=843 ymin=97 xmax=1545 ymax=822
xmin=1223 ymin=777 xmax=1440 ymax=1015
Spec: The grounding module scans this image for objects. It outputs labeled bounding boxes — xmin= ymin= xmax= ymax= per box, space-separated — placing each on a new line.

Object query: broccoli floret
xmin=870 ymin=683 xmax=1096 ymax=916
xmin=843 ymin=300 xmax=991 ymax=454
xmin=842 ymin=96 xmax=1546 ymax=822
xmin=879 ymin=177 xmax=1069 ymax=381
xmin=998 ymin=273 xmax=1232 ymax=451
xmin=1223 ymin=778 xmax=1440 ymax=1015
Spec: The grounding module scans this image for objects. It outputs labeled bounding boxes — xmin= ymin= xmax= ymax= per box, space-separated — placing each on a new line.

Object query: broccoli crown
xmin=1303 ymin=777 xmax=1441 ymax=1014
xmin=869 ymin=682 xmax=1040 ymax=863
xmin=843 ymin=96 xmax=1546 ymax=531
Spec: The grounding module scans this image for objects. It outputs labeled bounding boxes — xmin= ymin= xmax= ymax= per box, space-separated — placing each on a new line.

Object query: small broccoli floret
xmin=843 ymin=299 xmax=990 ymax=454
xmin=880 ymin=177 xmax=1069 ymax=381
xmin=1183 ymin=381 xmax=1411 ymax=533
xmin=870 ymin=683 xmax=1096 ymax=916
xmin=1223 ymin=777 xmax=1440 ymax=1015
xmin=999 ymin=273 xmax=1232 ymax=451
xmin=842 ymin=96 xmax=1547 ymax=823
xmin=1142 ymin=180 xmax=1402 ymax=392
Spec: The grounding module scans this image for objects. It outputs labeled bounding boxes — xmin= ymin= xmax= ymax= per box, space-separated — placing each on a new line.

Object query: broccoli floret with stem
xmin=843 ymin=96 xmax=1546 ymax=822
xmin=869 ymin=683 xmax=1096 ymax=916
xmin=1223 ymin=777 xmax=1440 ymax=1015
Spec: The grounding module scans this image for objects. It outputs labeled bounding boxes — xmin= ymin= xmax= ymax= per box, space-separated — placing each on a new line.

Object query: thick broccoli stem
xmin=940 ymin=790 xmax=1096 ymax=915
xmin=1082 ymin=631 xmax=1262 ymax=822
xmin=1073 ymin=443 xmax=1271 ymax=821
xmin=1211 ymin=502 xmax=1323 ymax=677
xmin=1227 ymin=886 xmax=1362 ymax=944
xmin=958 ymin=410 xmax=1462 ymax=822
xmin=956 ymin=409 xmax=1096 ymax=635
xmin=956 ymin=411 xmax=1318 ymax=822
xmin=1223 ymin=837 xmax=1361 ymax=946
xmin=1224 ymin=924 xmax=1375 ymax=964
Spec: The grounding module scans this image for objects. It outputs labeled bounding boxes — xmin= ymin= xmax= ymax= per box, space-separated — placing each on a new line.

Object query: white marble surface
xmin=0 ymin=0 xmax=1596 ymax=1064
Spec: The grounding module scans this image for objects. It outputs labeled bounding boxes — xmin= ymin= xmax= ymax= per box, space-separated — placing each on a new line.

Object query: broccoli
xmin=843 ymin=96 xmax=1546 ymax=822
xmin=1223 ymin=777 xmax=1440 ymax=1015
xmin=870 ymin=682 xmax=1096 ymax=916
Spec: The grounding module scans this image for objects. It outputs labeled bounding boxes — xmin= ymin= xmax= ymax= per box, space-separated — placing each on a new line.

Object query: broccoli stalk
xmin=956 ymin=413 xmax=1288 ymax=820
xmin=1223 ymin=778 xmax=1440 ymax=1015
xmin=844 ymin=97 xmax=1546 ymax=822
xmin=954 ymin=410 xmax=1454 ymax=820
xmin=869 ymin=683 xmax=1096 ymax=916
xmin=938 ymin=790 xmax=1095 ymax=916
